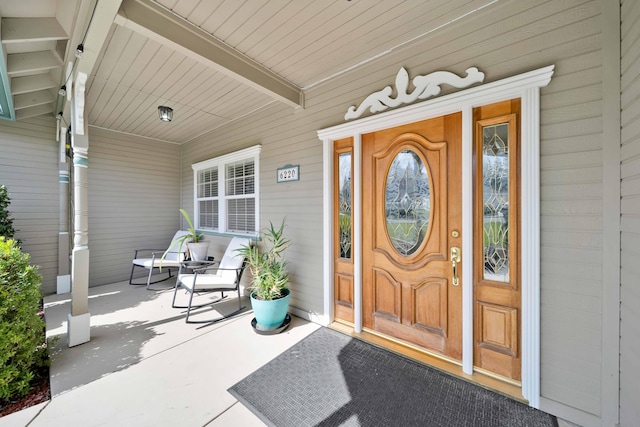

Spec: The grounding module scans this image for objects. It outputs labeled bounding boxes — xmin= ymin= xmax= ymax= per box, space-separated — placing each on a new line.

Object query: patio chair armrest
xmin=133 ymin=248 xmax=164 ymax=258
xmin=151 ymin=250 xmax=181 ymax=257
xmin=193 ymin=265 xmax=244 ymax=275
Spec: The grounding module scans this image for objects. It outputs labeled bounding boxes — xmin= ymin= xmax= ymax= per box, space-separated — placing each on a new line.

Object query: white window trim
xmin=318 ymin=65 xmax=554 ymax=408
xmin=192 ymin=144 xmax=261 ymax=236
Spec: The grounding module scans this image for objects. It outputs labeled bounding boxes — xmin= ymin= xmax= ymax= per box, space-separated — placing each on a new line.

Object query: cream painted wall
xmin=87 ymin=127 xmax=181 ymax=286
xmin=620 ymin=0 xmax=640 ymax=424
xmin=0 ymin=117 xmax=58 ymax=294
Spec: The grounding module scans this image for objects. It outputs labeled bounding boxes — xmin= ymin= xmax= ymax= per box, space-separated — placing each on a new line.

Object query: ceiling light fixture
xmin=157 ymin=105 xmax=173 ymax=122
xmin=76 ymin=44 xmax=84 ymax=59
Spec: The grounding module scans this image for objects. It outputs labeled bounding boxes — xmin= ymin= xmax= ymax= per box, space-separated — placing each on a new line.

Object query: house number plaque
xmin=277 ymin=165 xmax=300 ymax=183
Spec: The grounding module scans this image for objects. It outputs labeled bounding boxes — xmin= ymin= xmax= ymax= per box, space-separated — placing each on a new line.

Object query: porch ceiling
xmin=2 ymin=0 xmax=497 ymax=143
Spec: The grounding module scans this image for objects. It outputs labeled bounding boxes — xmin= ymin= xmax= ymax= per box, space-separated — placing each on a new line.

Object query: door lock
xmin=450 ymin=246 xmax=461 ymax=286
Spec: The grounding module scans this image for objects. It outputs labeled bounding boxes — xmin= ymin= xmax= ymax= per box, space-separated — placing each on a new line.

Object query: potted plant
xmin=163 ymin=209 xmax=210 ymax=262
xmin=237 ymin=218 xmax=290 ymax=331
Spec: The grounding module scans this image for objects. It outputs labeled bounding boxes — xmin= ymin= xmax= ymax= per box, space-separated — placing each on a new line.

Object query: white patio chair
xmin=129 ymin=230 xmax=190 ymax=290
xmin=172 ymin=236 xmax=251 ymax=324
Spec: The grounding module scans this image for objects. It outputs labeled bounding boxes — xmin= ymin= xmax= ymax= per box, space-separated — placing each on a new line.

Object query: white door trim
xmin=318 ymin=64 xmax=554 ymax=408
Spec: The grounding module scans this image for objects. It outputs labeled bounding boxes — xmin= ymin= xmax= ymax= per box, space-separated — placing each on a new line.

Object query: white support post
xmin=57 ymin=126 xmax=70 ymax=294
xmin=353 ymin=134 xmax=363 ymax=333
xmin=68 ymin=72 xmax=90 ymax=347
xmin=322 ymin=138 xmax=334 ymax=326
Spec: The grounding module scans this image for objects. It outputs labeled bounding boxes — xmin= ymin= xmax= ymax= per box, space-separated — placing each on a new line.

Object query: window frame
xmin=191 ymin=145 xmax=261 ymax=237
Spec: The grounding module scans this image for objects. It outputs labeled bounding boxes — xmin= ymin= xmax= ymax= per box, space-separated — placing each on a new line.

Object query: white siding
xmin=0 ymin=117 xmax=58 ymax=294
xmin=180 ymin=1 xmax=608 ymax=423
xmin=87 ymin=127 xmax=181 ymax=286
xmin=620 ymin=0 xmax=640 ymax=424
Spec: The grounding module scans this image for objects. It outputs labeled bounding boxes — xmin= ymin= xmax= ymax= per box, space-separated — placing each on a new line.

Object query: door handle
xmin=450 ymin=246 xmax=461 ymax=286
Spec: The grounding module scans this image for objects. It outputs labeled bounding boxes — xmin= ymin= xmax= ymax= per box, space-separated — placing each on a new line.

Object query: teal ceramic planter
xmin=250 ymin=289 xmax=290 ymax=331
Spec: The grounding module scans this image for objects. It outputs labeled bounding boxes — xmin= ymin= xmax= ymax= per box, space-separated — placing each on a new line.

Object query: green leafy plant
xmin=161 ymin=209 xmax=204 ymax=263
xmin=0 ymin=185 xmax=19 ymax=245
xmin=0 ymin=238 xmax=47 ymax=400
xmin=237 ymin=219 xmax=290 ymax=301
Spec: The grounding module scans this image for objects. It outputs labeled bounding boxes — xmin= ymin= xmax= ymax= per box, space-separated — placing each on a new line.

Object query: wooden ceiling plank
xmin=243 ymin=0 xmax=335 ymax=65
xmin=119 ymin=91 xmax=157 ymax=134
xmin=93 ymin=25 xmax=135 ymax=80
xmin=106 ymin=30 xmax=149 ymax=84
xmin=286 ymin=1 xmax=427 ymax=84
xmin=103 ymin=89 xmax=149 ymax=130
xmin=266 ymin=1 xmax=404 ymax=77
xmin=121 ymin=36 xmax=163 ymax=88
xmin=86 ymin=77 xmax=108 ymax=121
xmin=157 ymin=59 xmax=207 ymax=102
xmin=136 ymin=45 xmax=177 ymax=95
xmin=199 ymin=0 xmax=246 ymax=35
xmin=170 ymin=0 xmax=203 ymax=22
xmin=92 ymin=82 xmax=129 ymax=128
xmin=11 ymin=73 xmax=56 ymax=95
xmin=1 ymin=17 xmax=68 ymax=43
xmin=237 ymin=1 xmax=312 ymax=57
xmin=269 ymin=1 xmax=403 ymax=81
xmin=183 ymin=0 xmax=222 ymax=28
xmin=214 ymin=1 xmax=264 ymax=45
xmin=116 ymin=0 xmax=302 ymax=108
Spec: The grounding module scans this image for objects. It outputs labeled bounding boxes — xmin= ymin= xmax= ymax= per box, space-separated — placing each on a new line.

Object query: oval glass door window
xmin=385 ymin=149 xmax=431 ymax=256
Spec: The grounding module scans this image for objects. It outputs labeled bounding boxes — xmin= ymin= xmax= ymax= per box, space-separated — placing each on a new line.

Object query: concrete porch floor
xmin=0 ymin=279 xmax=320 ymax=427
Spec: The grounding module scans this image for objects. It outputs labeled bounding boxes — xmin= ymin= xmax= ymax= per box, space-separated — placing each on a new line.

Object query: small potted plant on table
xmin=163 ymin=209 xmax=210 ymax=262
xmin=237 ymin=218 xmax=291 ymax=333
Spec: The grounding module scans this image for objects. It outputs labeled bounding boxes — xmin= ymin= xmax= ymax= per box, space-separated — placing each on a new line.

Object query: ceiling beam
xmin=74 ymin=1 xmax=123 ymax=79
xmin=115 ymin=0 xmax=303 ymax=109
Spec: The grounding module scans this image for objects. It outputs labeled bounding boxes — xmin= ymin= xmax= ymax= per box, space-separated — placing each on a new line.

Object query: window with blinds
xmin=192 ymin=145 xmax=260 ymax=235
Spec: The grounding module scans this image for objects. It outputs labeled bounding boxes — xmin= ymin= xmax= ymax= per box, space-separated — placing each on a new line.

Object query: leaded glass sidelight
xmin=482 ymin=123 xmax=509 ymax=281
xmin=385 ymin=149 xmax=431 ymax=256
xmin=338 ymin=153 xmax=352 ymax=259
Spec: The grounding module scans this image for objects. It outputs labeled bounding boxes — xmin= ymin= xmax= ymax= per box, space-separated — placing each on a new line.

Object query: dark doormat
xmin=229 ymin=327 xmax=557 ymax=427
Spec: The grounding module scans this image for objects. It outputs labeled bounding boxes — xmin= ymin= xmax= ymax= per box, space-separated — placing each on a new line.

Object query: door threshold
xmin=328 ymin=321 xmax=526 ymax=403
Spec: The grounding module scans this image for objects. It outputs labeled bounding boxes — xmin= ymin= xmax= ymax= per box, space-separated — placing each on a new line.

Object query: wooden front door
xmin=362 ymin=113 xmax=462 ymax=360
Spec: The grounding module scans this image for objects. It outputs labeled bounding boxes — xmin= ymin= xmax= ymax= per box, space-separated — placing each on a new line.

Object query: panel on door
xmin=334 ymin=138 xmax=354 ymax=323
xmin=473 ymin=99 xmax=521 ymax=381
xmin=362 ymin=113 xmax=462 ymax=359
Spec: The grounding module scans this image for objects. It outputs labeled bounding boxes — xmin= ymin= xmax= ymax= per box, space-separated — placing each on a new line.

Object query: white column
xmin=68 ymin=72 xmax=90 ymax=347
xmin=353 ymin=134 xmax=362 ymax=333
xmin=57 ymin=125 xmax=71 ymax=294
xmin=461 ymin=106 xmax=473 ymax=375
xmin=322 ymin=138 xmax=334 ymax=326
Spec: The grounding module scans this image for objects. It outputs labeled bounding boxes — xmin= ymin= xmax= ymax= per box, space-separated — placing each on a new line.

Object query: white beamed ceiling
xmin=4 ymin=0 xmax=498 ymax=143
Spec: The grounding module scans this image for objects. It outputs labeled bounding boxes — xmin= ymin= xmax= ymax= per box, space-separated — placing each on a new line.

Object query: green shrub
xmin=0 ymin=186 xmax=19 ymax=245
xmin=0 ymin=238 xmax=47 ymax=400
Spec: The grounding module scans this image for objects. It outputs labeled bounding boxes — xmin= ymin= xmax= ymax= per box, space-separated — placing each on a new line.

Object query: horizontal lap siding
xmin=181 ymin=0 xmax=605 ymax=421
xmin=0 ymin=117 xmax=58 ymax=294
xmin=88 ymin=127 xmax=180 ymax=286
xmin=620 ymin=0 xmax=640 ymax=424
xmin=181 ymin=105 xmax=326 ymax=314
